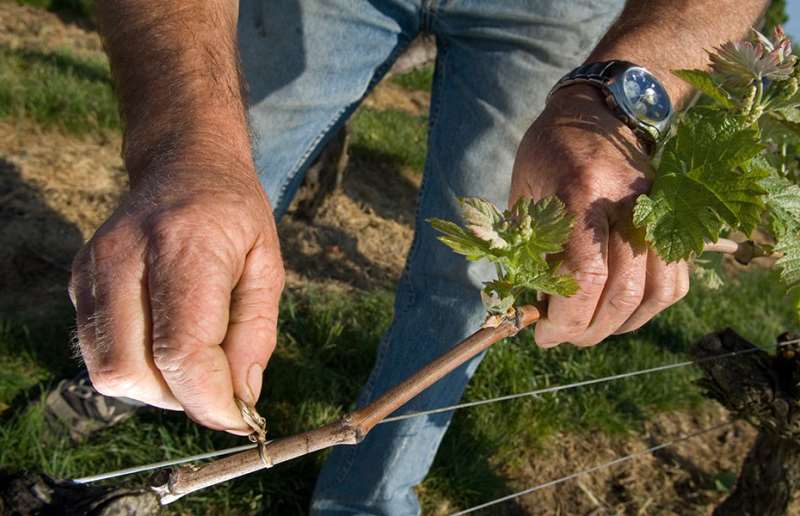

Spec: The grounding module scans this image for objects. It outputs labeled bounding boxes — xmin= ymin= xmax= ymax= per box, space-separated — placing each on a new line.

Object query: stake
xmin=149 ymin=237 xmax=768 ymax=504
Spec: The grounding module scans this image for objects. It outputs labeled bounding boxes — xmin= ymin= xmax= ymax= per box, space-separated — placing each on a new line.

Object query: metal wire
xmin=381 ymin=339 xmax=798 ymax=423
xmin=73 ymin=337 xmax=799 ymax=484
xmin=72 ymin=444 xmax=259 ymax=483
xmin=450 ymin=421 xmax=734 ymax=515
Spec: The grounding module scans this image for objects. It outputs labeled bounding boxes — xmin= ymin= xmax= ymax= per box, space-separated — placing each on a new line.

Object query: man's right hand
xmin=69 ymin=163 xmax=284 ymax=434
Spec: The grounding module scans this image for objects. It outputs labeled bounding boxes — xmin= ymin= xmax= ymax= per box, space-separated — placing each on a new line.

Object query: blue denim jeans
xmin=238 ymin=1 xmax=623 ymax=514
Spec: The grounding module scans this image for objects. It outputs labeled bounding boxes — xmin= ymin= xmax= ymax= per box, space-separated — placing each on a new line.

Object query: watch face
xmin=619 ymin=67 xmax=671 ymax=125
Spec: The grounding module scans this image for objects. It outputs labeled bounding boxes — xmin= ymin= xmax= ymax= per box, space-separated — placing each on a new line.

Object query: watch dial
xmin=621 ymin=68 xmax=671 ymax=124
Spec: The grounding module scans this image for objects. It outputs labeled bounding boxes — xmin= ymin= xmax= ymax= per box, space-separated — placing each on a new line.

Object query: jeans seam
xmin=315 ymin=34 xmax=451 ymax=495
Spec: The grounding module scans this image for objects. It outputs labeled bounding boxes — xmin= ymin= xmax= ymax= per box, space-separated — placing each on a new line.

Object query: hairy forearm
xmin=96 ymin=0 xmax=251 ymax=184
xmin=587 ymin=0 xmax=770 ymax=106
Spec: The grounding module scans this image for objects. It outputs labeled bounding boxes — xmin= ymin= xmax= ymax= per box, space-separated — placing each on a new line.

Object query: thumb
xmin=222 ymin=242 xmax=284 ymax=406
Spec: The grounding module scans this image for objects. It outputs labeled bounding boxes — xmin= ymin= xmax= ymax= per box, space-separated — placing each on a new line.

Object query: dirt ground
xmin=0 ymin=3 xmax=793 ymax=514
xmin=512 ymin=408 xmax=758 ymax=516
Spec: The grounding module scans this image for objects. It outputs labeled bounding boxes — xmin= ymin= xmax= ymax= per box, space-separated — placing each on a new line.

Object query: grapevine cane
xmin=150 ymin=239 xmax=757 ymax=504
xmin=152 ymin=305 xmax=541 ymax=504
xmin=153 ymin=25 xmax=800 ymax=502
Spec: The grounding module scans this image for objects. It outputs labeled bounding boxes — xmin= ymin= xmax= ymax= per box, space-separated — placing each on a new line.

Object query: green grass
xmin=2 ymin=11 xmax=798 ymax=511
xmin=350 ymin=108 xmax=428 ymax=173
xmin=391 ymin=65 xmax=434 ymax=92
xmin=0 ymin=268 xmax=797 ymax=513
xmin=0 ymin=45 xmax=118 ymax=134
xmin=15 ymin=0 xmax=95 ymax=20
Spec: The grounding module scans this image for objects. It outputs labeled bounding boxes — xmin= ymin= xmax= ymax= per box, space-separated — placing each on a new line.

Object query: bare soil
xmin=0 ymin=3 xmax=791 ymax=514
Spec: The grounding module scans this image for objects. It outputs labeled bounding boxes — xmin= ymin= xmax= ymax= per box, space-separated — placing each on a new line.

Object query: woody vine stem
xmin=152 ymin=237 xmax=761 ymax=504
xmin=153 ymin=27 xmax=800 ymax=503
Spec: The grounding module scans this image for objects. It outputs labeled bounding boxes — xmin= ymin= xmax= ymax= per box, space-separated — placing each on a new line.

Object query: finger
xmin=71 ymin=240 xmax=180 ymax=410
xmin=535 ymin=210 xmax=608 ymax=347
xmin=147 ymin=237 xmax=249 ymax=433
xmin=222 ymin=242 xmax=283 ymax=405
xmin=571 ymin=229 xmax=647 ymax=346
xmin=615 ymin=254 xmax=690 ymax=334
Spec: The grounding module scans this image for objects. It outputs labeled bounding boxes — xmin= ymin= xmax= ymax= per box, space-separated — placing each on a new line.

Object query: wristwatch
xmin=548 ymin=60 xmax=673 ymax=147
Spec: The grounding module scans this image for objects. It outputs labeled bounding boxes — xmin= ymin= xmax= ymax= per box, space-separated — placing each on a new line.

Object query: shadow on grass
xmin=423 ymin=410 xmax=526 ymax=515
xmin=341 ymin=152 xmax=420 ymax=227
xmin=9 ymin=47 xmax=111 ymax=85
xmin=16 ymin=0 xmax=97 ymax=30
xmin=0 ymin=155 xmax=82 ymax=405
xmin=0 ymin=45 xmax=119 ymax=134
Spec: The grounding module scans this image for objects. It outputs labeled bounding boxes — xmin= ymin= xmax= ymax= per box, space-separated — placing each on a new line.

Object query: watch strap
xmin=547 ymin=61 xmax=634 ymax=101
xmin=547 ymin=60 xmax=664 ymax=147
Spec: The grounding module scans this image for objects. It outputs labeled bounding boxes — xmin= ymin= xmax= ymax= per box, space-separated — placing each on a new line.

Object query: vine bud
xmin=739 ymin=84 xmax=757 ymax=116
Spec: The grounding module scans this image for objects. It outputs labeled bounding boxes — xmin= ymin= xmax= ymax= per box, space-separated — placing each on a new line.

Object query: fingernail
xmin=225 ymin=426 xmax=251 ymax=436
xmin=246 ymin=363 xmax=264 ymax=404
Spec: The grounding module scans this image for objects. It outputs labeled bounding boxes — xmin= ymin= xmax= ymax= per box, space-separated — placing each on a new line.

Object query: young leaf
xmin=480 ymin=289 xmax=515 ymax=315
xmin=762 ymin=174 xmax=800 ymax=238
xmin=517 ymin=261 xmax=579 ymax=297
xmin=460 ymin=197 xmax=508 ymax=249
xmin=769 ymin=115 xmax=800 ymax=140
xmin=673 ymin=69 xmax=733 ymax=108
xmin=523 ymin=196 xmax=574 ymax=255
xmin=429 ymin=195 xmax=577 ymax=313
xmin=636 ymin=110 xmax=766 ymax=261
xmin=633 ymin=174 xmax=728 ymax=262
xmin=776 ymin=232 xmax=800 ymax=291
xmin=427 ymin=218 xmax=491 ymax=261
xmin=693 ymin=251 xmax=726 ymax=290
xmin=688 ymin=158 xmax=768 ymax=234
xmin=659 ymin=111 xmax=762 ymax=175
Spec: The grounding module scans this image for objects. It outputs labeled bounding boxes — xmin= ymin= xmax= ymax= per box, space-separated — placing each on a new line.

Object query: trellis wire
xmin=450 ymin=421 xmax=734 ymax=515
xmin=73 ymin=338 xmax=799 ymax=484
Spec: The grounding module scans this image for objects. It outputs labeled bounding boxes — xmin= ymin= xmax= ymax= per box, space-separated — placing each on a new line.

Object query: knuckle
xmin=151 ymin=332 xmax=207 ymax=374
xmin=573 ymin=267 xmax=608 ymax=289
xmin=554 ymin=319 xmax=591 ymax=338
xmin=653 ymin=285 xmax=678 ymax=307
xmin=608 ymin=284 xmax=645 ymax=312
xmin=148 ymin=215 xmax=186 ymax=252
xmin=91 ymin=233 xmax=123 ymax=261
xmin=90 ymin=368 xmax=142 ymax=398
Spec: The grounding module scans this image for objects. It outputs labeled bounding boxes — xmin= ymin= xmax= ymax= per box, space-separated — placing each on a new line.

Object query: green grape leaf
xmin=693 ymin=252 xmax=725 ymax=290
xmin=508 ymin=196 xmax=575 ymax=265
xmin=659 ymin=111 xmax=763 ymax=175
xmin=460 ymin=197 xmax=508 ymax=249
xmin=427 ymin=218 xmax=491 ymax=261
xmin=776 ymin=232 xmax=800 ymax=291
xmin=637 ymin=111 xmax=766 ymax=261
xmin=430 ymin=195 xmax=577 ymax=312
xmin=480 ymin=289 xmax=515 ymax=315
xmin=633 ymin=173 xmax=728 ymax=262
xmin=673 ymin=69 xmax=734 ymax=108
xmin=768 ymin=114 xmax=800 ymax=140
xmin=517 ymin=261 xmax=580 ymax=297
xmin=693 ymin=265 xmax=725 ymax=290
xmin=688 ymin=159 xmax=768 ymax=234
xmin=762 ymin=173 xmax=800 ymax=239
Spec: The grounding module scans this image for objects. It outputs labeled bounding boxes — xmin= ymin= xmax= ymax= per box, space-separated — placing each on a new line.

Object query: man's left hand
xmin=510 ymin=84 xmax=690 ymax=347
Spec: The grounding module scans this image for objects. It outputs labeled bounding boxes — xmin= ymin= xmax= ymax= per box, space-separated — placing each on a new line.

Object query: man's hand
xmin=70 ymin=165 xmax=284 ymax=433
xmin=511 ymin=85 xmax=689 ymax=347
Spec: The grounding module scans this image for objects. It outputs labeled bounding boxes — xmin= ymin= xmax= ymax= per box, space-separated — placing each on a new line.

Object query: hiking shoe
xmin=45 ymin=370 xmax=142 ymax=442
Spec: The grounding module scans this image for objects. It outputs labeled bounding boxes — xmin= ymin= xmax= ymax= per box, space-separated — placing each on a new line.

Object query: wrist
xmin=545 ymin=84 xmax=645 ymax=152
xmin=123 ymin=117 xmax=256 ymax=189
